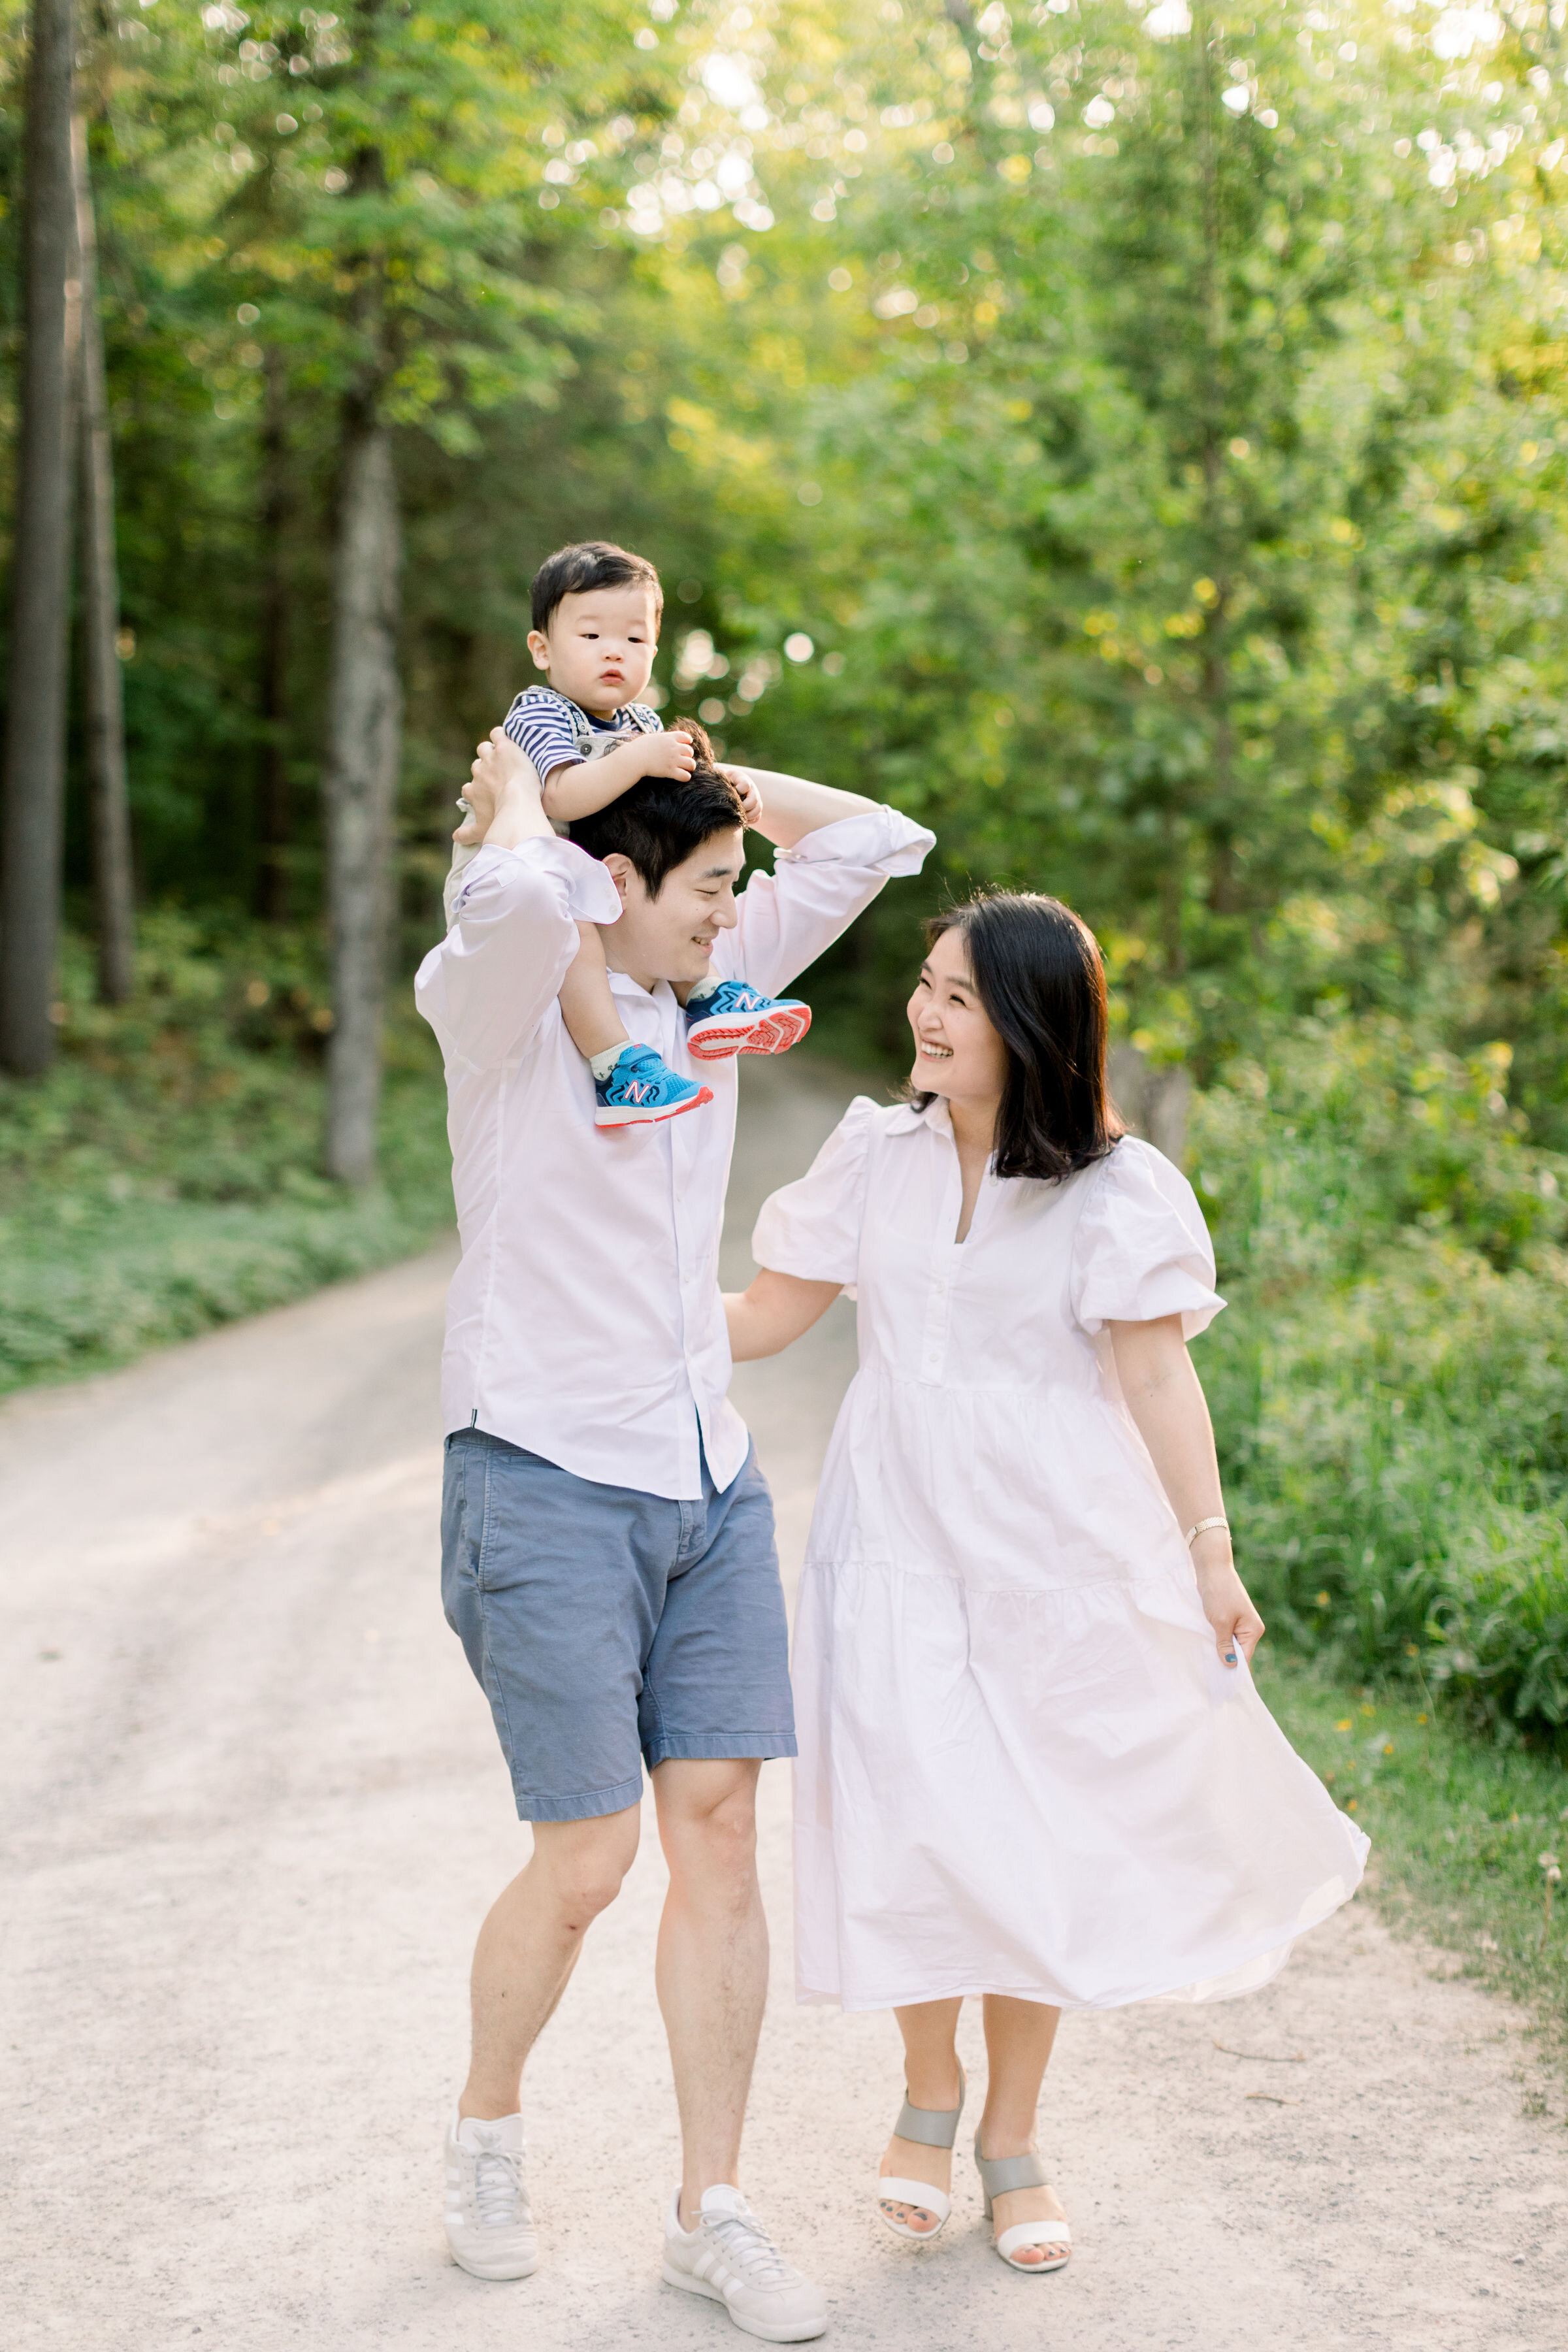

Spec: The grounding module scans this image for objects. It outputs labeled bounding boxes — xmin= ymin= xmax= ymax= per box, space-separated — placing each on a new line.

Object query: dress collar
xmin=885 ymin=1094 xmax=953 ymax=1138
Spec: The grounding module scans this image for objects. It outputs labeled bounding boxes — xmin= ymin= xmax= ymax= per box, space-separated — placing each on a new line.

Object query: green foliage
xmin=0 ymin=917 xmax=452 ymax=1386
xmin=14 ymin=0 xmax=1560 ymax=1091
xmin=29 ymin=0 xmax=691 ymax=905
xmin=1195 ymin=1018 xmax=1568 ymax=1742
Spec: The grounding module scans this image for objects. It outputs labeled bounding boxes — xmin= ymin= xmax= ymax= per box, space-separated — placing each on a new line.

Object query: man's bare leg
xmin=459 ymin=1805 xmax=641 ymax=2121
xmin=651 ymin=1758 xmax=769 ymax=2226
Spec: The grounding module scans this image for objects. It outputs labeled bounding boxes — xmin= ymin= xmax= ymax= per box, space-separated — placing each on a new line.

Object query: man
xmin=414 ymin=722 xmax=932 ymax=2341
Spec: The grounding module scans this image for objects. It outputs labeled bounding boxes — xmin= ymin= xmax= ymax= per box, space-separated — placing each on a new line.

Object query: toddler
xmin=448 ymin=540 xmax=809 ymax=1126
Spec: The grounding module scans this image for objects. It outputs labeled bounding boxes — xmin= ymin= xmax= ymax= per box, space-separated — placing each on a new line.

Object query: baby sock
xmin=588 ymin=1043 xmax=629 ymax=1081
xmin=685 ymin=975 xmax=720 ymax=1005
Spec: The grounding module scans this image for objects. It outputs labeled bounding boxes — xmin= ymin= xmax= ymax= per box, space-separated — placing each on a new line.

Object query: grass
xmin=0 ymin=914 xmax=455 ymax=1392
xmin=1258 ymin=1650 xmax=1568 ymax=2073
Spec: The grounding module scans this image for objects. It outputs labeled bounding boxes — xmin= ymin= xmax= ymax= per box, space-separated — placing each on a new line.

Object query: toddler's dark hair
xmin=531 ymin=540 xmax=663 ymax=636
xmin=570 ymin=722 xmax=743 ymax=899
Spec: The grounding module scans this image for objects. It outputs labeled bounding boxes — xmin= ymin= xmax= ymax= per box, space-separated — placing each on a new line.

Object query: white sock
xmin=685 ymin=975 xmax=720 ymax=1005
xmin=588 ymin=1043 xmax=629 ymax=1081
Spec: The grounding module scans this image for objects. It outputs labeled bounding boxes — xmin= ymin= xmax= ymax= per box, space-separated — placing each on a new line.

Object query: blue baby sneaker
xmin=594 ymin=1043 xmax=713 ymax=1128
xmin=685 ymin=980 xmax=813 ymax=1062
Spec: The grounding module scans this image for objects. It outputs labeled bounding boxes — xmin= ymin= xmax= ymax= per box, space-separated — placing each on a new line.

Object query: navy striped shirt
xmin=502 ymin=685 xmax=662 ymax=783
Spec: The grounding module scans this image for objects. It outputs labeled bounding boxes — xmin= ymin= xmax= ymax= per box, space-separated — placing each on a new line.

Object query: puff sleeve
xmin=1070 ymin=1137 xmax=1225 ymax=1339
xmin=750 ymin=1095 xmax=879 ymax=1295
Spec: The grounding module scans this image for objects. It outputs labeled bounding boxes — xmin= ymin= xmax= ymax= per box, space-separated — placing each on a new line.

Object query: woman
xmin=725 ymin=893 xmax=1367 ymax=2277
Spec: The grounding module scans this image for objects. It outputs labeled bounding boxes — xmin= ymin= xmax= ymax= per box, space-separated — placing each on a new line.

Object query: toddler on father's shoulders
xmin=446 ymin=539 xmax=809 ymax=1128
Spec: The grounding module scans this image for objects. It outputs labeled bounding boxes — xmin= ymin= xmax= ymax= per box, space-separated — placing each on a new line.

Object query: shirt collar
xmin=606 ymin=966 xmax=675 ymax=1002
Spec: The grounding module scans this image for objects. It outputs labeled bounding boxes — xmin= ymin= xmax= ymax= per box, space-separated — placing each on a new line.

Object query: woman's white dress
xmin=753 ymin=1096 xmax=1368 ymax=2014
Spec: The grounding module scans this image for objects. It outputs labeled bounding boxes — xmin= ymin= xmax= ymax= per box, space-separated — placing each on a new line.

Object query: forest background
xmin=1 ymin=0 xmax=1566 ymax=2017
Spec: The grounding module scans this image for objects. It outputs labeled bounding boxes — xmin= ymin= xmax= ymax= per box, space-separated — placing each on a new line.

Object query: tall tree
xmin=0 ymin=0 xmax=78 ymax=1074
xmin=73 ymin=110 xmax=136 ymax=1005
xmin=254 ymin=346 xmax=293 ymax=923
xmin=323 ymin=139 xmax=400 ymax=1186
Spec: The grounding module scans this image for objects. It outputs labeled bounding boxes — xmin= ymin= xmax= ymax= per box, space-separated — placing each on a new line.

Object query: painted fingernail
xmin=1225 ymin=1651 xmax=1237 ymax=1665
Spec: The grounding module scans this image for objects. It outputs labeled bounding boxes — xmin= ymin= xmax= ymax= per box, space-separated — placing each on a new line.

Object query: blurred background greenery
xmin=1 ymin=0 xmax=1565 ymax=1864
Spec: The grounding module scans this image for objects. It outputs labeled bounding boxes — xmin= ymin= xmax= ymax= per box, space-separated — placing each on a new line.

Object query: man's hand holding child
xmin=453 ymin=728 xmax=549 ymax=849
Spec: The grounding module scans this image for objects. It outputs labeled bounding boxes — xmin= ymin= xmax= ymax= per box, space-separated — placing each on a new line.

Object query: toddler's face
xmin=527 ymin=584 xmax=661 ymax=715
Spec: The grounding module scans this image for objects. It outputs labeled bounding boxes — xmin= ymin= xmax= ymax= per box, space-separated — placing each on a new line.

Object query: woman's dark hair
xmin=531 ymin=540 xmax=663 ymax=634
xmin=569 ymin=721 xmax=745 ymax=898
xmin=916 ymin=892 xmax=1124 ymax=1183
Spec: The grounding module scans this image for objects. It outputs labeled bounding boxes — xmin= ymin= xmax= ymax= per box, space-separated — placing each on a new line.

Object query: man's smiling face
xmin=600 ymin=827 xmax=746 ymax=991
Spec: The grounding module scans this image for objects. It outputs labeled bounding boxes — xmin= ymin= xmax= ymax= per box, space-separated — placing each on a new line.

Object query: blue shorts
xmin=440 ymin=1429 xmax=797 ymax=1821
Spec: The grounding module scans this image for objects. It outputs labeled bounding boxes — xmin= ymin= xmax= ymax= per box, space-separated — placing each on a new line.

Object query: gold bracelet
xmin=1185 ymin=1516 xmax=1231 ymax=1547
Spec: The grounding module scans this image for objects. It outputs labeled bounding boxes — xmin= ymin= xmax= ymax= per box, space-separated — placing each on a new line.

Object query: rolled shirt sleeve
xmin=715 ymin=806 xmax=936 ymax=999
xmin=416 ymin=837 xmax=623 ymax=1070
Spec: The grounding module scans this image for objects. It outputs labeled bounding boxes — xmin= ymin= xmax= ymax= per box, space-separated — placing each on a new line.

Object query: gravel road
xmin=3 ymin=1058 xmax=1564 ymax=2351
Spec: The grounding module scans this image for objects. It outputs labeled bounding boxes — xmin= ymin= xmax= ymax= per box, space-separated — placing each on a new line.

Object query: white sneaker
xmin=661 ymin=2183 xmax=827 ymax=2343
xmin=442 ymin=2107 xmax=539 ymax=2280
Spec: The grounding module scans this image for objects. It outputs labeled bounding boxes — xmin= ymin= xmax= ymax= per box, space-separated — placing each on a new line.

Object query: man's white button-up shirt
xmin=414 ymin=806 xmax=934 ymax=1500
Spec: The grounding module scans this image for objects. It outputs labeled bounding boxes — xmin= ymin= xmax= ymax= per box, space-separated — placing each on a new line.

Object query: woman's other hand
xmin=1108 ymin=1313 xmax=1263 ymax=1669
xmin=1190 ymin=1530 xmax=1265 ymax=1667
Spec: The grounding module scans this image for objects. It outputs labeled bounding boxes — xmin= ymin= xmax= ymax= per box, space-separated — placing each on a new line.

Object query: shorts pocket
xmin=440 ymin=1440 xmax=485 ymax=1630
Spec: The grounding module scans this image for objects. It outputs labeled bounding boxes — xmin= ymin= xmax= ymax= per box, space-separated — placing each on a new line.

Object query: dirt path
xmin=3 ymin=1059 xmax=1563 ymax=2351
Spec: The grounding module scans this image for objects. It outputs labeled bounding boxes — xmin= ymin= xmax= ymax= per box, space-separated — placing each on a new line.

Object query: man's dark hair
xmin=914 ymin=892 xmax=1126 ymax=1183
xmin=570 ymin=722 xmax=745 ymax=898
xmin=531 ymin=540 xmax=664 ymax=636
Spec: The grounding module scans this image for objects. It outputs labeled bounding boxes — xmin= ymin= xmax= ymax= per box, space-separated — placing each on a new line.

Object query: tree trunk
xmin=0 ymin=0 xmax=77 ymax=1075
xmin=1108 ymin=1044 xmax=1192 ymax=1169
xmin=1192 ymin=4 xmax=1238 ymax=928
xmin=323 ymin=406 xmax=401 ymax=1185
xmin=73 ymin=111 xmax=135 ymax=1004
xmin=254 ymin=347 xmax=292 ymax=921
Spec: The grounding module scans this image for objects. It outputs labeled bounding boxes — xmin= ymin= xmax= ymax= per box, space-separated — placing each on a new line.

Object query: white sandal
xmin=974 ymin=2130 xmax=1073 ymax=2273
xmin=875 ymin=2063 xmax=966 ymax=2242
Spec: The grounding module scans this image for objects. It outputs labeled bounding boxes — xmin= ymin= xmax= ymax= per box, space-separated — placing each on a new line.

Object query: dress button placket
xmin=920 ymin=1265 xmax=950 ymax=1384
xmin=920 ymin=1156 xmax=959 ymax=1383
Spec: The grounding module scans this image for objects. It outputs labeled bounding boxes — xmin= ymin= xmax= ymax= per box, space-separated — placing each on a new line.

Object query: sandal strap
xmin=894 ymin=2061 xmax=966 ymax=2150
xmin=996 ymin=2217 xmax=1072 ymax=2261
xmin=974 ymin=2140 xmax=1049 ymax=2198
xmin=876 ymin=2178 xmax=953 ymax=2223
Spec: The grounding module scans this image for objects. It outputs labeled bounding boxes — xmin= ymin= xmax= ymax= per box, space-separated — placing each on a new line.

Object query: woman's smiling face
xmin=907 ymin=924 xmax=1010 ymax=1110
